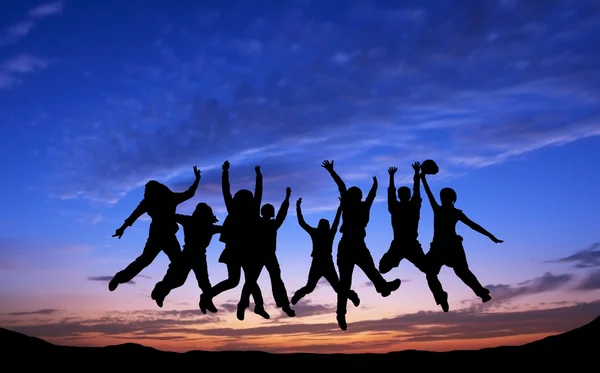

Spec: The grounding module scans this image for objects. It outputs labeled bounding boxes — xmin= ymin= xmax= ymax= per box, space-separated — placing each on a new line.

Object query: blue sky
xmin=0 ymin=0 xmax=599 ymax=354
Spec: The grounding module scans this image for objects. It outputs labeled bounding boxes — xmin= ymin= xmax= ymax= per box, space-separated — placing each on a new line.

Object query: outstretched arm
xmin=275 ymin=187 xmax=292 ymax=229
xmin=174 ymin=166 xmax=201 ymax=204
xmin=387 ymin=167 xmax=397 ymax=212
xmin=458 ymin=212 xmax=503 ymax=243
xmin=221 ymin=161 xmax=233 ymax=213
xmin=296 ymin=198 xmax=314 ymax=233
xmin=420 ymin=174 xmax=439 ymax=209
xmin=113 ymin=200 xmax=147 ymax=238
xmin=321 ymin=160 xmax=347 ymax=194
xmin=254 ymin=165 xmax=263 ymax=213
xmin=411 ymin=162 xmax=421 ymax=201
xmin=330 ymin=198 xmax=343 ymax=236
xmin=365 ymin=176 xmax=378 ymax=208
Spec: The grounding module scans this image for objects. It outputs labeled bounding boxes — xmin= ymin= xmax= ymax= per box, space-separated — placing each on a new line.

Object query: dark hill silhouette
xmin=1 ymin=314 xmax=597 ymax=370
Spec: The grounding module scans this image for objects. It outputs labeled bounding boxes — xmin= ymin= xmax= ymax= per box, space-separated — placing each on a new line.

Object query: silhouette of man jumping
xmin=151 ymin=202 xmax=222 ymax=308
xmin=108 ymin=166 xmax=201 ymax=292
xmin=201 ymin=161 xmax=268 ymax=319
xmin=291 ymin=197 xmax=361 ymax=308
xmin=322 ymin=160 xmax=401 ymax=330
xmin=237 ymin=187 xmax=294 ymax=320
xmin=420 ymin=171 xmax=504 ymax=312
xmin=379 ymin=162 xmax=427 ymax=273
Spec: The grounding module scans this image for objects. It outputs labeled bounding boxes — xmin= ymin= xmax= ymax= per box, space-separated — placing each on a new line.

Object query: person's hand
xmin=412 ymin=161 xmax=421 ymax=173
xmin=222 ymin=161 xmax=230 ymax=171
xmin=388 ymin=167 xmax=397 ymax=175
xmin=373 ymin=176 xmax=378 ymax=185
xmin=255 ymin=165 xmax=261 ymax=174
xmin=321 ymin=160 xmax=334 ymax=171
xmin=112 ymin=227 xmax=125 ymax=239
xmin=286 ymin=187 xmax=292 ymax=197
xmin=296 ymin=198 xmax=302 ymax=207
xmin=491 ymin=236 xmax=504 ymax=244
xmin=193 ymin=165 xmax=201 ymax=178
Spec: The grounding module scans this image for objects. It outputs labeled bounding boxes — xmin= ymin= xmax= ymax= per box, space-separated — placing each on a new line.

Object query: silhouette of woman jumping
xmin=200 ymin=161 xmax=268 ymax=319
xmin=108 ymin=166 xmax=201 ymax=292
xmin=321 ymin=160 xmax=401 ymax=331
xmin=291 ymin=197 xmax=361 ymax=308
xmin=420 ymin=171 xmax=504 ymax=312
xmin=151 ymin=202 xmax=222 ymax=308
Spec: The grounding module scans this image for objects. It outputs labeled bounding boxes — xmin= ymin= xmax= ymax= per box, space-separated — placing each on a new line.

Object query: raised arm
xmin=254 ymin=165 xmax=263 ymax=213
xmin=458 ymin=212 xmax=503 ymax=243
xmin=113 ymin=200 xmax=147 ymax=238
xmin=296 ymin=198 xmax=314 ymax=232
xmin=330 ymin=197 xmax=343 ymax=235
xmin=321 ymin=160 xmax=347 ymax=194
xmin=420 ymin=173 xmax=439 ymax=209
xmin=365 ymin=176 xmax=378 ymax=208
xmin=174 ymin=166 xmax=201 ymax=204
xmin=221 ymin=161 xmax=233 ymax=213
xmin=387 ymin=167 xmax=397 ymax=212
xmin=275 ymin=187 xmax=292 ymax=229
xmin=411 ymin=162 xmax=421 ymax=201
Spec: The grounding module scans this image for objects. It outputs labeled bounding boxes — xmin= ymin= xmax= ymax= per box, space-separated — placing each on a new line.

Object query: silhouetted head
xmin=261 ymin=204 xmax=275 ymax=219
xmin=193 ymin=202 xmax=218 ymax=223
xmin=317 ymin=218 xmax=330 ymax=231
xmin=144 ymin=180 xmax=171 ymax=200
xmin=397 ymin=186 xmax=411 ymax=202
xmin=232 ymin=189 xmax=254 ymax=215
xmin=346 ymin=186 xmax=363 ymax=204
xmin=440 ymin=187 xmax=457 ymax=206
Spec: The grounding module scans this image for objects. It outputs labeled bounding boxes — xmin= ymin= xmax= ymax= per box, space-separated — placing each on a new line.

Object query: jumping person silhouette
xmin=420 ymin=171 xmax=504 ymax=312
xmin=379 ymin=162 xmax=427 ymax=274
xmin=108 ymin=166 xmax=201 ymax=292
xmin=237 ymin=187 xmax=294 ymax=320
xmin=291 ymin=197 xmax=361 ymax=308
xmin=151 ymin=202 xmax=222 ymax=308
xmin=201 ymin=161 xmax=268 ymax=318
xmin=322 ymin=160 xmax=401 ymax=330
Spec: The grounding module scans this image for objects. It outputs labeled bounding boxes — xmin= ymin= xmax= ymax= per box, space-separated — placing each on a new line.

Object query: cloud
xmin=0 ymin=1 xmax=64 ymax=47
xmin=575 ymin=270 xmax=600 ymax=291
xmin=52 ymin=1 xmax=600 ymax=206
xmin=465 ymin=272 xmax=574 ymax=311
xmin=88 ymin=276 xmax=135 ymax=285
xmin=5 ymin=301 xmax=599 ymax=353
xmin=7 ymin=309 xmax=60 ymax=316
xmin=546 ymin=243 xmax=600 ymax=269
xmin=28 ymin=1 xmax=64 ymax=18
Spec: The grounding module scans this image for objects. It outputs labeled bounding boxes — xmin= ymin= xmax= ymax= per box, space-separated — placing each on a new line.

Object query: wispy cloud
xmin=28 ymin=1 xmax=64 ymax=18
xmin=545 ymin=243 xmax=600 ymax=269
xmin=7 ymin=309 xmax=61 ymax=316
xmin=0 ymin=1 xmax=64 ymax=46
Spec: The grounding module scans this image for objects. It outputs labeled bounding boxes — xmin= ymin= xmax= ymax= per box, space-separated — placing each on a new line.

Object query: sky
xmin=1 ymin=0 xmax=600 ymax=354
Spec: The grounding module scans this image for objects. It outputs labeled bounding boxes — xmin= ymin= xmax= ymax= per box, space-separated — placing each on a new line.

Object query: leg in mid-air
xmin=201 ymin=261 xmax=241 ymax=313
xmin=109 ymin=234 xmax=181 ymax=292
xmin=446 ymin=236 xmax=491 ymax=302
xmin=378 ymin=240 xmax=405 ymax=274
xmin=237 ymin=261 xmax=269 ymax=321
xmin=151 ymin=260 xmax=191 ymax=308
xmin=191 ymin=253 xmax=212 ymax=294
xmin=335 ymin=250 xmax=355 ymax=331
xmin=264 ymin=253 xmax=295 ymax=317
xmin=291 ymin=261 xmax=322 ymax=305
xmin=354 ymin=242 xmax=401 ymax=297
xmin=321 ymin=259 xmax=360 ymax=307
xmin=424 ymin=244 xmax=450 ymax=312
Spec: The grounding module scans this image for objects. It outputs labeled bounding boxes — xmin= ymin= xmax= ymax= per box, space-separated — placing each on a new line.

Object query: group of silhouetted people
xmin=108 ymin=159 xmax=503 ymax=330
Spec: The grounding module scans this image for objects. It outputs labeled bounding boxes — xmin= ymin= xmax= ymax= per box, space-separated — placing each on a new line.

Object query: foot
xmin=481 ymin=289 xmax=492 ymax=303
xmin=155 ymin=297 xmax=164 ymax=308
xmin=380 ymin=279 xmax=401 ymax=297
xmin=439 ymin=292 xmax=449 ymax=313
xmin=108 ymin=277 xmax=119 ymax=292
xmin=199 ymin=295 xmax=207 ymax=314
xmin=282 ymin=305 xmax=296 ymax=317
xmin=291 ymin=293 xmax=301 ymax=305
xmin=349 ymin=291 xmax=361 ymax=307
xmin=254 ymin=306 xmax=270 ymax=320
xmin=236 ymin=303 xmax=245 ymax=321
xmin=337 ymin=314 xmax=347 ymax=331
xmin=205 ymin=296 xmax=218 ymax=313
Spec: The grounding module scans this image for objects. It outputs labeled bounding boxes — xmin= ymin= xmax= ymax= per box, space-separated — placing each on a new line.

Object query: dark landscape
xmin=2 ymin=314 xmax=597 ymax=370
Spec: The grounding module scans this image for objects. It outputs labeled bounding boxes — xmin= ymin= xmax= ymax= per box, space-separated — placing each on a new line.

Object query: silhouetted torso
xmin=339 ymin=200 xmax=370 ymax=239
xmin=175 ymin=214 xmax=219 ymax=252
xmin=126 ymin=195 xmax=182 ymax=235
xmin=259 ymin=218 xmax=279 ymax=254
xmin=309 ymin=229 xmax=335 ymax=258
xmin=432 ymin=205 xmax=462 ymax=242
xmin=390 ymin=197 xmax=422 ymax=240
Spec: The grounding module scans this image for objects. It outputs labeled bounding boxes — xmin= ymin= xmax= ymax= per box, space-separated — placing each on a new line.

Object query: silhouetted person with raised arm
xmin=322 ymin=160 xmax=401 ymax=331
xmin=379 ymin=162 xmax=427 ymax=274
xmin=108 ymin=166 xmax=201 ymax=292
xmin=200 ymin=161 xmax=268 ymax=319
xmin=420 ymin=171 xmax=503 ymax=312
xmin=291 ymin=197 xmax=361 ymax=308
xmin=151 ymin=202 xmax=222 ymax=308
xmin=236 ymin=187 xmax=294 ymax=320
